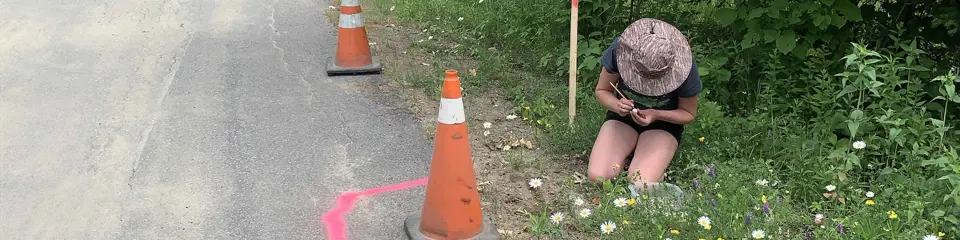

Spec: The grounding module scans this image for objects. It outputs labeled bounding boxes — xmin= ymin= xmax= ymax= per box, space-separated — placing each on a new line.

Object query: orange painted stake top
xmin=418 ymin=69 xmax=484 ymax=239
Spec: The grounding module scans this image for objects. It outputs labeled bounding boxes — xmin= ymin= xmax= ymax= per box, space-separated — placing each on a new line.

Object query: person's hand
xmin=615 ymin=98 xmax=634 ymax=116
xmin=630 ymin=109 xmax=657 ymax=126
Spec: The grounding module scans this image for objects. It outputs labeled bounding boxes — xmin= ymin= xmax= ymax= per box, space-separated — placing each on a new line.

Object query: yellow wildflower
xmin=865 ymin=199 xmax=875 ymax=205
xmin=887 ymin=210 xmax=898 ymax=219
xmin=698 ymin=137 xmax=705 ymax=142
xmin=698 ymin=192 xmax=703 ymax=198
xmin=704 ymin=224 xmax=712 ymax=230
xmin=718 ymin=238 xmax=725 ymax=240
xmin=622 ymin=219 xmax=630 ymax=225
xmin=761 ymin=195 xmax=767 ymax=203
xmin=671 ymin=229 xmax=680 ymax=234
xmin=627 ymin=198 xmax=636 ymax=206
xmin=939 ymin=232 xmax=945 ymax=237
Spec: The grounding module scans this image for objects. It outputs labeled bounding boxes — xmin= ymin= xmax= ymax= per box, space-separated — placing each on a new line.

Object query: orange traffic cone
xmin=404 ymin=70 xmax=499 ymax=240
xmin=326 ymin=0 xmax=382 ymax=75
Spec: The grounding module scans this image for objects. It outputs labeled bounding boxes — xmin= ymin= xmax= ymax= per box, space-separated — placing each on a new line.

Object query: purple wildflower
xmin=711 ymin=198 xmax=716 ymax=206
xmin=838 ymin=223 xmax=845 ymax=234
xmin=694 ymin=178 xmax=701 ymax=189
xmin=745 ymin=212 xmax=752 ymax=225
xmin=763 ymin=201 xmax=770 ymax=214
xmin=709 ymin=166 xmax=716 ymax=178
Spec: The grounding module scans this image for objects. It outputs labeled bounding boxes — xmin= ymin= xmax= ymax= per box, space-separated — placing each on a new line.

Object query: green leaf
xmin=763 ymin=29 xmax=780 ymax=43
xmin=946 ymin=216 xmax=959 ymax=225
xmin=715 ymin=8 xmax=738 ymax=26
xmin=792 ymin=41 xmax=810 ymax=58
xmin=865 ymin=67 xmax=877 ymax=81
xmin=921 ymin=157 xmax=950 ymax=166
xmin=815 ymin=14 xmax=832 ymax=29
xmin=821 ymin=0 xmax=835 ymax=6
xmin=771 ymin=0 xmax=789 ymax=10
xmin=889 ymin=128 xmax=901 ymax=138
xmin=747 ymin=8 xmax=766 ymax=19
xmin=713 ymin=56 xmax=729 ymax=65
xmin=837 ymin=85 xmax=857 ymax=99
xmin=843 ymin=53 xmax=858 ymax=67
xmin=832 ymin=12 xmax=847 ymax=28
xmin=850 ymin=109 xmax=863 ymax=120
xmin=931 ymin=210 xmax=946 ymax=217
xmin=776 ymin=30 xmax=797 ymax=54
xmin=767 ymin=8 xmax=781 ymax=19
xmin=848 ymin=121 xmax=859 ymax=136
xmin=946 ymin=82 xmax=957 ymax=99
xmin=848 ymin=153 xmax=860 ymax=166
xmin=741 ymin=34 xmax=756 ymax=49
xmin=834 ymin=0 xmax=862 ymax=21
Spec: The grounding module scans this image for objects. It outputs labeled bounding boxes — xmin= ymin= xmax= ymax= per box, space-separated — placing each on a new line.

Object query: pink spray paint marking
xmin=321 ymin=177 xmax=429 ymax=240
xmin=572 ymin=0 xmax=578 ymax=8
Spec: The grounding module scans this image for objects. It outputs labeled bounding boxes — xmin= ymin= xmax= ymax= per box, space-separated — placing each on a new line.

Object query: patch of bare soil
xmin=320 ymin=4 xmax=595 ymax=240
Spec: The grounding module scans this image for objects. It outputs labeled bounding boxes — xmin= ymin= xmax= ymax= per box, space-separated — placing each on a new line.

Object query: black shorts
xmin=604 ymin=110 xmax=684 ymax=143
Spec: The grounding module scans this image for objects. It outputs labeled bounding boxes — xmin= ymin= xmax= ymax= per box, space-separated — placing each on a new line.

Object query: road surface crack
xmin=266 ymin=0 xmax=314 ymax=105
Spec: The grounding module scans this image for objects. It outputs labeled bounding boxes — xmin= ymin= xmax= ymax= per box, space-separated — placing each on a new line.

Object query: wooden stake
xmin=568 ymin=0 xmax=579 ymax=126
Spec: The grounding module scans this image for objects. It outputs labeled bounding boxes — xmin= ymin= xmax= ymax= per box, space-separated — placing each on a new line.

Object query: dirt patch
xmin=321 ymin=3 xmax=595 ymax=239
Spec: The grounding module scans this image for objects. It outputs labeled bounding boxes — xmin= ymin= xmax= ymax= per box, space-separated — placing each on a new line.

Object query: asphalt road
xmin=0 ymin=0 xmax=433 ymax=239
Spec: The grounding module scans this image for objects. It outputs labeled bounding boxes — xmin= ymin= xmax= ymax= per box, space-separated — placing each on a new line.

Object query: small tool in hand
xmin=610 ymin=82 xmax=645 ymax=117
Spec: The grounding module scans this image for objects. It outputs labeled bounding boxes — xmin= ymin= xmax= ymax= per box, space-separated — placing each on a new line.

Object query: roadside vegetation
xmin=361 ymin=0 xmax=960 ymax=238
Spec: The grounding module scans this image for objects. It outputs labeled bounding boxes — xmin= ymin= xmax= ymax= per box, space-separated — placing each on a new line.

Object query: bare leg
xmin=626 ymin=129 xmax=679 ymax=185
xmin=587 ymin=120 xmax=639 ymax=183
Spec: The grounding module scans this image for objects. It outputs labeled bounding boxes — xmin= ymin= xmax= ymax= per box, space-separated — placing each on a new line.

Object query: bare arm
xmin=595 ymin=66 xmax=633 ymax=115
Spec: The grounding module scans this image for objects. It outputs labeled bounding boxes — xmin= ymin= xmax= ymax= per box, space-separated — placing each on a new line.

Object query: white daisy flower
xmin=578 ymin=208 xmax=591 ymax=218
xmin=853 ymin=140 xmax=866 ymax=149
xmin=755 ymin=179 xmax=768 ymax=186
xmin=613 ymin=197 xmax=628 ymax=207
xmin=483 ymin=122 xmax=492 ymax=128
xmin=752 ymin=229 xmax=766 ymax=239
xmin=697 ymin=216 xmax=711 ymax=227
xmin=506 ymin=114 xmax=518 ymax=120
xmin=528 ymin=178 xmax=542 ymax=188
xmin=573 ymin=197 xmax=584 ymax=206
xmin=550 ymin=212 xmax=564 ymax=224
xmin=866 ymin=191 xmax=875 ymax=198
xmin=600 ymin=221 xmax=616 ymax=234
xmin=826 ymin=185 xmax=836 ymax=192
xmin=923 ymin=235 xmax=939 ymax=240
xmin=503 ymin=145 xmax=511 ymax=151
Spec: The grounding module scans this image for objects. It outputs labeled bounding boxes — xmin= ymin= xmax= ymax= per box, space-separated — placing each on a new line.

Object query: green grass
xmin=364 ymin=0 xmax=960 ymax=239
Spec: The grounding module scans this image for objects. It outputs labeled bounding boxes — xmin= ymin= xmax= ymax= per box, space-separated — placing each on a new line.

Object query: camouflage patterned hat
xmin=616 ymin=18 xmax=693 ymax=96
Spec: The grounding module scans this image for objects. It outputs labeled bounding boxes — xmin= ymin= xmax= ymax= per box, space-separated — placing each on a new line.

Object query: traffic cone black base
xmin=404 ymin=212 xmax=500 ymax=240
xmin=325 ymin=56 xmax=382 ymax=76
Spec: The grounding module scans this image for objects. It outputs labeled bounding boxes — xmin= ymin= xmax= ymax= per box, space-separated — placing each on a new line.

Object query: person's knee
xmin=587 ymin=168 xmax=615 ymax=183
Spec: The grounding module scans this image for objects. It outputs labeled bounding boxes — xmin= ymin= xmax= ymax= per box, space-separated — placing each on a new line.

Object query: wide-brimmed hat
xmin=615 ymin=18 xmax=692 ymax=96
